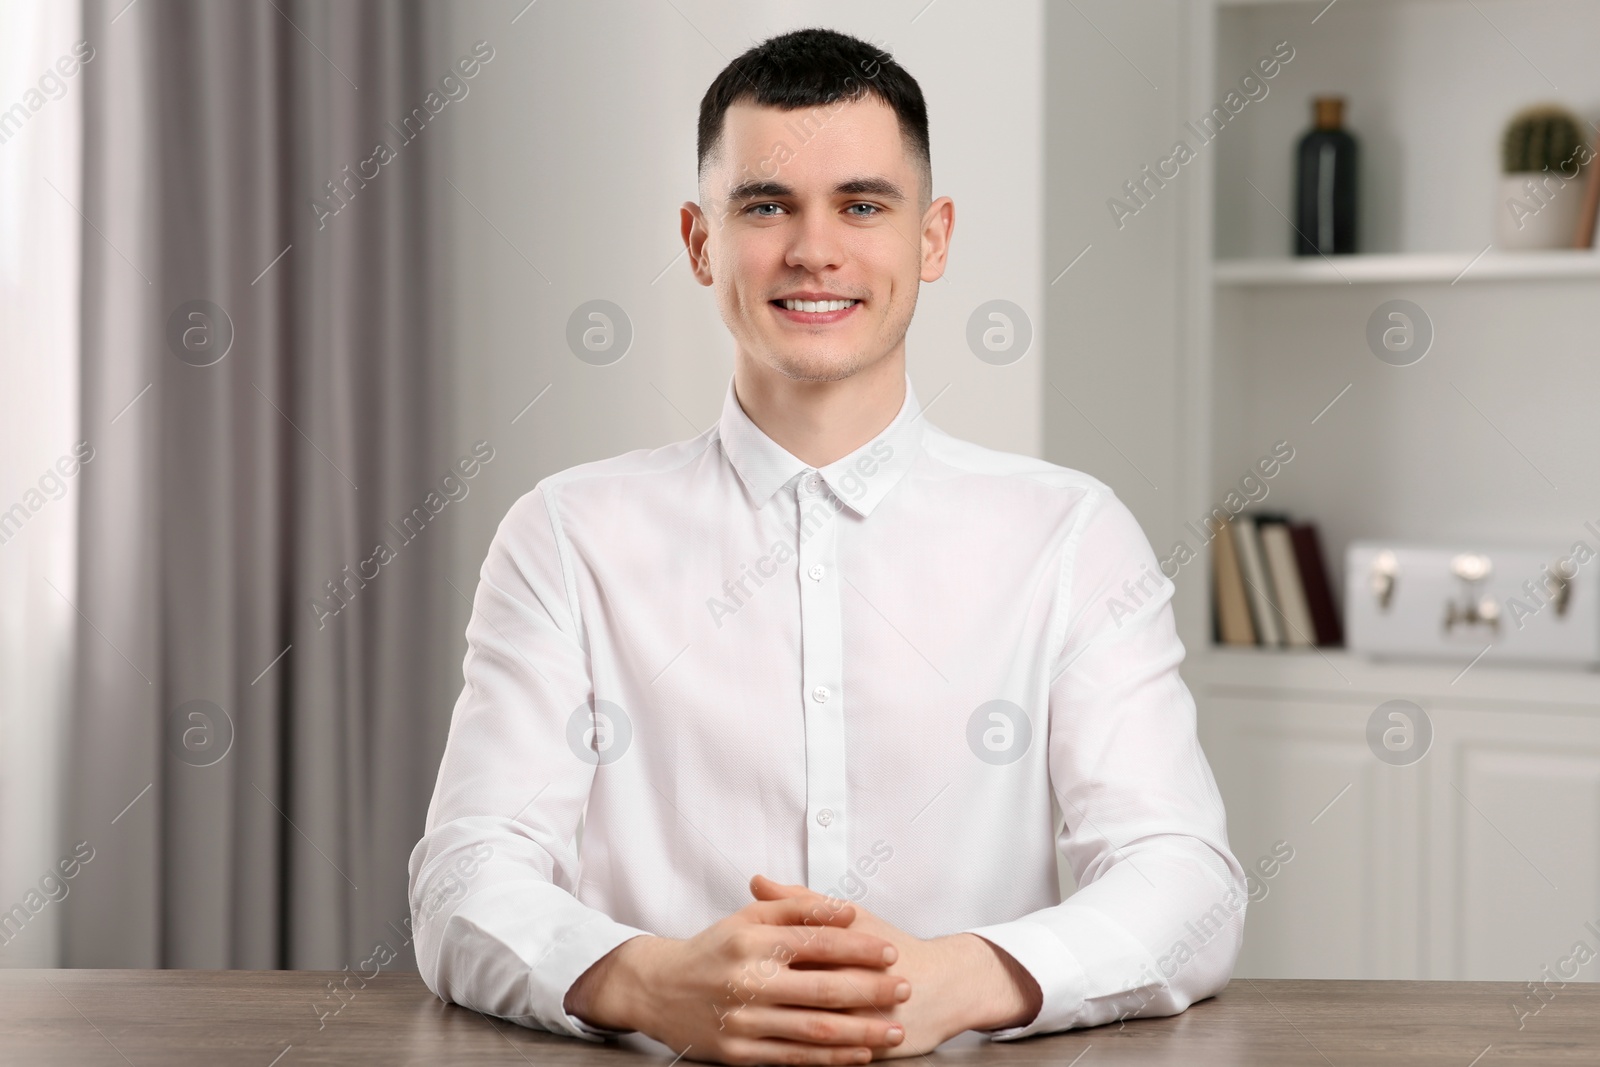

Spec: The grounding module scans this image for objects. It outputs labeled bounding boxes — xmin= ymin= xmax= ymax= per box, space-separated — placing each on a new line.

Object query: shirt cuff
xmin=961 ymin=907 xmax=1167 ymax=1041
xmin=540 ymin=922 xmax=655 ymax=1041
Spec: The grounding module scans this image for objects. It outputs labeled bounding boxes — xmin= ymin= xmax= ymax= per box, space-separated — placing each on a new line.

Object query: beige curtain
xmin=64 ymin=0 xmax=454 ymax=969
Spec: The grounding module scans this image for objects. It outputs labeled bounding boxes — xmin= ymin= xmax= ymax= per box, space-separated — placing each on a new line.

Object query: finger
xmin=751 ymin=873 xmax=818 ymax=902
xmin=718 ymin=998 xmax=903 ymax=1047
xmin=722 ymin=1005 xmax=904 ymax=1049
xmin=765 ymin=967 xmax=911 ymax=1011
xmin=778 ymin=924 xmax=899 ymax=969
xmin=719 ymin=1038 xmax=876 ymax=1066
xmin=749 ymin=895 xmax=857 ymax=930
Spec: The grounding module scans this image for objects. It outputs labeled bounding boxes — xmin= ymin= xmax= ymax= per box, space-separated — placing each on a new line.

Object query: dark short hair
xmin=697 ymin=27 xmax=932 ymax=212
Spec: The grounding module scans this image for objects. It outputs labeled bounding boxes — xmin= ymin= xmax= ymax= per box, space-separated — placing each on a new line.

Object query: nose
xmin=783 ymin=206 xmax=847 ymax=275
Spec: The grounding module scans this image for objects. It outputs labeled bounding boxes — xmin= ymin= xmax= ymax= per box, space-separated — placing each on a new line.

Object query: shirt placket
xmin=795 ymin=468 xmax=847 ymax=893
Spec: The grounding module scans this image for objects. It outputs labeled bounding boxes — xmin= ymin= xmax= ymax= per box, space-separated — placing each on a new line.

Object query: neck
xmin=732 ymin=350 xmax=907 ymax=469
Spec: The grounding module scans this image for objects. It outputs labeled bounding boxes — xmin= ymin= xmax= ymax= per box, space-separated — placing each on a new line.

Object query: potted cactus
xmin=1496 ymin=104 xmax=1590 ymax=249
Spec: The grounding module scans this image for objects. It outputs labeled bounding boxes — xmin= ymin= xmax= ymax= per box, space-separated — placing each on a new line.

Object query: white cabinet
xmin=1198 ymin=693 xmax=1421 ymax=978
xmin=1191 ymin=651 xmax=1600 ymax=980
xmin=1424 ymin=706 xmax=1600 ymax=981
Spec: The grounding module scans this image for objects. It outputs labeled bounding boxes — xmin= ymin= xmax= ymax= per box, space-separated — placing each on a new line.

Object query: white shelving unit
xmin=1178 ymin=0 xmax=1600 ymax=982
xmin=1215 ymin=249 xmax=1600 ymax=285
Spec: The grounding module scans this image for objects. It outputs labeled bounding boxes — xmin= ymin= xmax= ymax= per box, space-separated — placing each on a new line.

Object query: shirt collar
xmin=716 ymin=372 xmax=925 ymax=518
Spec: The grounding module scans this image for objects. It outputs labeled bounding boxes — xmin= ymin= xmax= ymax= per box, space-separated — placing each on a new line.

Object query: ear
xmin=681 ymin=201 xmax=715 ymax=286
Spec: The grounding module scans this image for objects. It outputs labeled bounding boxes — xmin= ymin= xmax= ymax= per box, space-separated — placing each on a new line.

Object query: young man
xmin=409 ymin=27 xmax=1246 ymax=1066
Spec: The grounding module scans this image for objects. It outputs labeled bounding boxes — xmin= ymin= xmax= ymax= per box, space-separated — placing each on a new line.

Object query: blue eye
xmin=743 ymin=203 xmax=882 ymax=218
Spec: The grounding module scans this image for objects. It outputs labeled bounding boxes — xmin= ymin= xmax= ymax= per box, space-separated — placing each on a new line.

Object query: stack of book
xmin=1213 ymin=512 xmax=1343 ymax=648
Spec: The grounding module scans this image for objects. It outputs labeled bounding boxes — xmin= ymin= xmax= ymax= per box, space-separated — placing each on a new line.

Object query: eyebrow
xmin=723 ymin=176 xmax=907 ymax=204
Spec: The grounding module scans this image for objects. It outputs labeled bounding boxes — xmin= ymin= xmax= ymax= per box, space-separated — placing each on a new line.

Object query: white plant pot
xmin=1495 ymin=171 xmax=1585 ymax=249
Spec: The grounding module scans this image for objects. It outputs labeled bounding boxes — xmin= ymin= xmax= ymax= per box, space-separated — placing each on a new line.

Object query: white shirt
xmin=409 ymin=373 xmax=1246 ymax=1044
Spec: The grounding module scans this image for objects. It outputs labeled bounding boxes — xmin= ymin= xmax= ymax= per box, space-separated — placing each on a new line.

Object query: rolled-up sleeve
xmin=407 ymin=481 xmax=651 ymax=1041
xmin=962 ymin=486 xmax=1247 ymax=1040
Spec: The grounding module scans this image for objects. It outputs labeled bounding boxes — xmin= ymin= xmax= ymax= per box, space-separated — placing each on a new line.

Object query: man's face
xmin=684 ymin=97 xmax=951 ymax=383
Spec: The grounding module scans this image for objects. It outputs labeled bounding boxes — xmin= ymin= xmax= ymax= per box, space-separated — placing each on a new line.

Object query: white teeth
xmin=780 ymin=299 xmax=858 ymax=312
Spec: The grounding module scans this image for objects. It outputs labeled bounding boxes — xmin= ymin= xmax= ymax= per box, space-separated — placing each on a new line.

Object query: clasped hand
xmin=567 ymin=872 xmax=1036 ymax=1065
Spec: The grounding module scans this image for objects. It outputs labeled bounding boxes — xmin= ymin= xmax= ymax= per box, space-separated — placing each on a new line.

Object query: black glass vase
xmin=1294 ymin=96 xmax=1358 ymax=256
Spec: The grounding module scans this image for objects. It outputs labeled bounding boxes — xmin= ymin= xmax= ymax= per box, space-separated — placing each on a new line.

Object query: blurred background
xmin=2 ymin=0 xmax=1599 ymax=992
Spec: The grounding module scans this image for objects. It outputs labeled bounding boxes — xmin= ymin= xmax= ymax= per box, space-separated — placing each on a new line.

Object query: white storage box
xmin=1345 ymin=540 xmax=1600 ymax=666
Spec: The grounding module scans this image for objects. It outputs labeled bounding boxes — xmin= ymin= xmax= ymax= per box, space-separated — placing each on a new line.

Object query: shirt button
xmin=809 ymin=564 xmax=825 ymax=581
xmin=816 ymin=808 xmax=834 ymax=827
xmin=804 ymin=473 xmax=822 ymax=493
xmin=812 ymin=685 xmax=830 ymax=703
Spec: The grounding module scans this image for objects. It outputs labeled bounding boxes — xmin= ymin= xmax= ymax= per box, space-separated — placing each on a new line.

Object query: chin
xmin=764 ymin=347 xmax=873 ymax=384
xmin=769 ymin=359 xmax=861 ymax=384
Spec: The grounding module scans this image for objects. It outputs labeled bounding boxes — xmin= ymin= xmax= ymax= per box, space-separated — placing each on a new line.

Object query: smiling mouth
xmin=769 ymin=298 xmax=862 ymax=324
xmin=772 ymin=298 xmax=861 ymax=312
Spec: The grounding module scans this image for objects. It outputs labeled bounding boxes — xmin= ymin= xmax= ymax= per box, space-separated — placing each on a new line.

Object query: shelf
xmin=1212 ymin=0 xmax=1408 ymax=6
xmin=1185 ymin=645 xmax=1600 ymax=708
xmin=1185 ymin=0 xmax=1600 ymax=679
xmin=1214 ymin=0 xmax=1471 ymax=6
xmin=1213 ymin=250 xmax=1600 ymax=286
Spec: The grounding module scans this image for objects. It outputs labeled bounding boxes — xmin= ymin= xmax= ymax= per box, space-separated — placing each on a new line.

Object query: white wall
xmin=1042 ymin=1 xmax=1195 ymax=625
xmin=440 ymin=0 xmax=1044 ymax=613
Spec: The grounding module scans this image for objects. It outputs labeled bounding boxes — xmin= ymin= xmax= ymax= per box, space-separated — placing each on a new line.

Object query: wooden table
xmin=4 ymin=970 xmax=1594 ymax=1065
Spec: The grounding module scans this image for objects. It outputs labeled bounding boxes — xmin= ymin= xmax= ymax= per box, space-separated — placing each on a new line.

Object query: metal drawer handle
xmin=1371 ymin=550 xmax=1399 ymax=611
xmin=1451 ymin=553 xmax=1492 ymax=583
xmin=1444 ymin=595 xmax=1500 ymax=635
xmin=1549 ymin=569 xmax=1573 ymax=617
xmin=1444 ymin=552 xmax=1498 ymax=636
